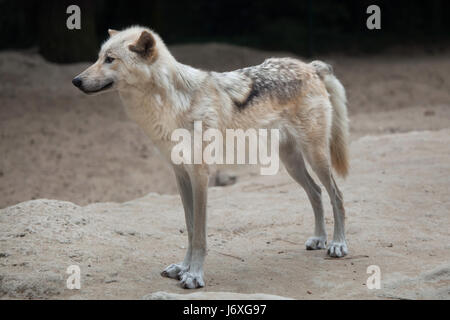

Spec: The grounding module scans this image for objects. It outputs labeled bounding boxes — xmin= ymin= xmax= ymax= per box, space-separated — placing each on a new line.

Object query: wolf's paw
xmin=305 ymin=236 xmax=327 ymax=250
xmin=327 ymin=241 xmax=348 ymax=258
xmin=179 ymin=272 xmax=205 ymax=289
xmin=161 ymin=263 xmax=188 ymax=280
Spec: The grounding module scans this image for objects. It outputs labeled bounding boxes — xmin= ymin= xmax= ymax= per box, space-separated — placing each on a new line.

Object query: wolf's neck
xmin=163 ymin=61 xmax=207 ymax=111
xmin=118 ymin=61 xmax=206 ymax=141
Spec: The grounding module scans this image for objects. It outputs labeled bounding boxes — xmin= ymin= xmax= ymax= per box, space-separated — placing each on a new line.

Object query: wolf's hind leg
xmin=302 ymin=143 xmax=348 ymax=257
xmin=280 ymin=141 xmax=327 ymax=250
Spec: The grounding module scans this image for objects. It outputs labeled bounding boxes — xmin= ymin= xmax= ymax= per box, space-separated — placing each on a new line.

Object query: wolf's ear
xmin=108 ymin=29 xmax=119 ymax=37
xmin=128 ymin=31 xmax=156 ymax=59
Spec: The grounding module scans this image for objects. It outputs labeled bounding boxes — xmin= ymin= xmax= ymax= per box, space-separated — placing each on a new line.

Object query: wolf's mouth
xmin=83 ymin=81 xmax=114 ymax=94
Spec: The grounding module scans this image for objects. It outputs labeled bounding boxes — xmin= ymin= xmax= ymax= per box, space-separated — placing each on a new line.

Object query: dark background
xmin=0 ymin=0 xmax=449 ymax=62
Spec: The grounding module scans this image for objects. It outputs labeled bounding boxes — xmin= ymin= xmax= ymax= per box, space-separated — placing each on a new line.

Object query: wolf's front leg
xmin=161 ymin=166 xmax=209 ymax=289
xmin=179 ymin=166 xmax=209 ymax=289
xmin=161 ymin=168 xmax=193 ymax=280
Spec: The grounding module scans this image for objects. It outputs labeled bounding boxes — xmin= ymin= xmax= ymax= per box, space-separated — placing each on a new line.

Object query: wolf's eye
xmin=104 ymin=56 xmax=115 ymax=64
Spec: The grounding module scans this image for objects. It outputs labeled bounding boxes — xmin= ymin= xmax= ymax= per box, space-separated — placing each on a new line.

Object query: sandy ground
xmin=1 ymin=129 xmax=449 ymax=299
xmin=0 ymin=45 xmax=449 ymax=299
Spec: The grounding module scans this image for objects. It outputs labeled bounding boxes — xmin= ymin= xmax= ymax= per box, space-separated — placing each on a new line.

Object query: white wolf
xmin=73 ymin=26 xmax=350 ymax=289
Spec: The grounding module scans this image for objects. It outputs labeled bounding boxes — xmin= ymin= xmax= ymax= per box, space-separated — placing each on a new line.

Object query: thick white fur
xmin=74 ymin=26 xmax=351 ymax=289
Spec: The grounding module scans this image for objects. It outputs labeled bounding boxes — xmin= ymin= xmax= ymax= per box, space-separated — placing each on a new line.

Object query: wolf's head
xmin=72 ymin=26 xmax=166 ymax=94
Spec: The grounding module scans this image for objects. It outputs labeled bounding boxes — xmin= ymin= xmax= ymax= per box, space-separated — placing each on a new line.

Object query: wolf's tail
xmin=311 ymin=60 xmax=350 ymax=178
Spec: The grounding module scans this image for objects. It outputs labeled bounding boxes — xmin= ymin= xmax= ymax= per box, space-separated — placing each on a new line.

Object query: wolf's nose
xmin=72 ymin=77 xmax=82 ymax=88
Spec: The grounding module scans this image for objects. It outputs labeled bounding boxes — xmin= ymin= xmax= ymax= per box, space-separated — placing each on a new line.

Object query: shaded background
xmin=0 ymin=1 xmax=450 ymax=209
xmin=0 ymin=0 xmax=449 ymax=62
xmin=1 ymin=0 xmax=450 ymax=300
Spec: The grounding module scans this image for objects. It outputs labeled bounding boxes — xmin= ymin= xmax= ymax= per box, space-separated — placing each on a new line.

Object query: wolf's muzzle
xmin=72 ymin=77 xmax=114 ymax=94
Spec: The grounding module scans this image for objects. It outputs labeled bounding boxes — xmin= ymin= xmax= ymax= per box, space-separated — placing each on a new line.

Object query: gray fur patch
xmin=233 ymin=58 xmax=303 ymax=110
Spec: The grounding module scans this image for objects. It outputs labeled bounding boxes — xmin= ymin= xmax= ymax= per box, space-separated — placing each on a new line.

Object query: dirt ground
xmin=0 ymin=45 xmax=449 ymax=299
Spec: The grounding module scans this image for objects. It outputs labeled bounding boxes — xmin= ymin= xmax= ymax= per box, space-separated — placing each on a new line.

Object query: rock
xmin=143 ymin=291 xmax=293 ymax=300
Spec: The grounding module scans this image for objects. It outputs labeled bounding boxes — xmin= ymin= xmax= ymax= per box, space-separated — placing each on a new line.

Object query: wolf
xmin=73 ymin=26 xmax=350 ymax=289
